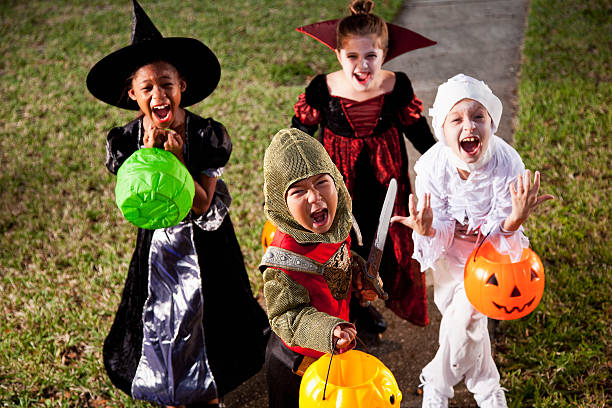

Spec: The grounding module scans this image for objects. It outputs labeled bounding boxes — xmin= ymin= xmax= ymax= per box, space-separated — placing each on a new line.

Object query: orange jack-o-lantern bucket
xmin=299 ymin=349 xmax=401 ymax=407
xmin=464 ymin=241 xmax=545 ymax=320
xmin=261 ymin=220 xmax=277 ymax=252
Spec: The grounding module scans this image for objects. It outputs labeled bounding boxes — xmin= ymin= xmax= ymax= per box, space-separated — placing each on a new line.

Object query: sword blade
xmin=364 ymin=178 xmax=397 ymax=300
xmin=373 ymin=178 xmax=397 ymax=251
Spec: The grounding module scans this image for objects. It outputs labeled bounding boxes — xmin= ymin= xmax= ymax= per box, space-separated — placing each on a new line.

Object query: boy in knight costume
xmin=260 ymin=128 xmax=380 ymax=408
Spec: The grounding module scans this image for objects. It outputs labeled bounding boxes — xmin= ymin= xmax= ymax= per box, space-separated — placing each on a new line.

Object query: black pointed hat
xmin=87 ymin=0 xmax=220 ymax=110
xmin=297 ymin=19 xmax=435 ymax=63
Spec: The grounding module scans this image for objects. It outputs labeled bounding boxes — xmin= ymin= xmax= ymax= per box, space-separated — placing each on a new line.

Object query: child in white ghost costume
xmin=392 ymin=74 xmax=553 ymax=408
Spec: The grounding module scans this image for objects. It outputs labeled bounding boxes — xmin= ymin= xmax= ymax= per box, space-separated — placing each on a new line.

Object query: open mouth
xmin=311 ymin=208 xmax=329 ymax=227
xmin=353 ymin=72 xmax=371 ymax=85
xmin=460 ymin=136 xmax=481 ymax=155
xmin=493 ymin=297 xmax=535 ymax=314
xmin=152 ymin=104 xmax=171 ymax=122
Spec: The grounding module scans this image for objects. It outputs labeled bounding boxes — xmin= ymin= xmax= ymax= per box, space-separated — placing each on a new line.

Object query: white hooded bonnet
xmin=429 ymin=74 xmax=503 ymax=172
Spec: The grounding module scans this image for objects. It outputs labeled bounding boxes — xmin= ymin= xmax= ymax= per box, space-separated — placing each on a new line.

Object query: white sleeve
xmin=411 ymin=150 xmax=456 ymax=272
xmin=480 ymin=140 xmax=530 ymax=261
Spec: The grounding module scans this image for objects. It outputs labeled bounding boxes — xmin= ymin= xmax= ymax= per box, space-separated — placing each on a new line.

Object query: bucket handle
xmin=472 ymin=229 xmax=492 ymax=262
xmin=323 ymin=338 xmax=340 ymax=400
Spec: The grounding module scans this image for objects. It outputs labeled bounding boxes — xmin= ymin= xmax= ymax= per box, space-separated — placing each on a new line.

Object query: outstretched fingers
xmin=424 ymin=193 xmax=431 ymax=212
xmin=536 ymin=194 xmax=555 ymax=206
xmin=409 ymin=193 xmax=417 ymax=217
xmin=517 ymin=171 xmax=525 ymax=194
xmin=525 ymin=169 xmax=532 ymax=192
xmin=529 ymin=170 xmax=554 ymax=208
xmin=391 ymin=193 xmax=434 ymax=236
xmin=534 ymin=171 xmax=554 ymax=206
xmin=391 ymin=194 xmax=417 ymax=227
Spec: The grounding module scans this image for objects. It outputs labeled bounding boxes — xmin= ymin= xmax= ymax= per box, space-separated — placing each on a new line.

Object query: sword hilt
xmin=366 ymin=249 xmax=388 ymax=300
xmin=364 ymin=268 xmax=389 ymax=301
xmin=352 ymin=253 xmax=388 ymax=304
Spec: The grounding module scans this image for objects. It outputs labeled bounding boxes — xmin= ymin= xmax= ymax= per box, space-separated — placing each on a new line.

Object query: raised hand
xmin=503 ymin=170 xmax=554 ymax=231
xmin=143 ymin=123 xmax=185 ymax=163
xmin=390 ymin=193 xmax=434 ymax=237
xmin=163 ymin=128 xmax=184 ymax=163
xmin=142 ymin=123 xmax=168 ymax=148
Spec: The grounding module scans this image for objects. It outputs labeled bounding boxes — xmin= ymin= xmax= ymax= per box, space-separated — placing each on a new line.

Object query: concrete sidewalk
xmin=225 ymin=0 xmax=529 ymax=406
xmin=388 ymin=0 xmax=528 ymax=144
xmin=389 ymin=0 xmax=529 ymax=198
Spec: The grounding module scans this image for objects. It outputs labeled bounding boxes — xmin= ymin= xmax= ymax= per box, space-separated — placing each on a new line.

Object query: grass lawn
xmin=494 ymin=1 xmax=611 ymax=407
xmin=0 ymin=0 xmax=609 ymax=407
xmin=0 ymin=0 xmax=402 ymax=406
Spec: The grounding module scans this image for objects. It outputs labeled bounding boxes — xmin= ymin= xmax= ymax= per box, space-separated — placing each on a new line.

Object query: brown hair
xmin=336 ymin=0 xmax=388 ymax=51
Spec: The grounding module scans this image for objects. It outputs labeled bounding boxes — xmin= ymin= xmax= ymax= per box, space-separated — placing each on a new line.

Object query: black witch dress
xmin=103 ymin=110 xmax=269 ymax=406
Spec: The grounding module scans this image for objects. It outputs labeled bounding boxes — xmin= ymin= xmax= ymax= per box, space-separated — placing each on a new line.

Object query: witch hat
xmin=87 ymin=0 xmax=220 ymax=110
xmin=297 ymin=19 xmax=435 ymax=63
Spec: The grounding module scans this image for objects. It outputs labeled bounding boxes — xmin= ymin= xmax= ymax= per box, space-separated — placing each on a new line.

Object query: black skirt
xmin=103 ymin=215 xmax=270 ymax=400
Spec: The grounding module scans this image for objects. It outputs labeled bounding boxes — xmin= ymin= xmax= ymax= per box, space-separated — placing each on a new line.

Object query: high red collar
xmin=296 ymin=19 xmax=436 ymax=63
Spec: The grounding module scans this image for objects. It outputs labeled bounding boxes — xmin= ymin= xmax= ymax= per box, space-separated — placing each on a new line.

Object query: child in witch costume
xmin=260 ymin=128 xmax=381 ymax=408
xmin=86 ymin=1 xmax=269 ymax=407
xmin=292 ymin=0 xmax=437 ymax=332
xmin=392 ymin=74 xmax=553 ymax=407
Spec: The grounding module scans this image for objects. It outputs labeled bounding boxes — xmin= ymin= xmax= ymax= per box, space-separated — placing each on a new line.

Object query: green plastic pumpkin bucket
xmin=115 ymin=148 xmax=195 ymax=230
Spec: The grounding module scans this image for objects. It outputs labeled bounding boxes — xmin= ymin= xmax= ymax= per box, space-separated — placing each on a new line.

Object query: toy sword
xmin=362 ymin=178 xmax=397 ymax=302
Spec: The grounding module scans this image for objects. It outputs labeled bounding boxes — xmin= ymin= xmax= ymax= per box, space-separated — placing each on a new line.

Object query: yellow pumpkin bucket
xmin=299 ymin=349 xmax=401 ymax=407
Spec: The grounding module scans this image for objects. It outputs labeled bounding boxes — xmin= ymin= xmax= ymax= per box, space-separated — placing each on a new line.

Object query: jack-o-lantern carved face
xmin=261 ymin=220 xmax=277 ymax=252
xmin=464 ymin=241 xmax=545 ymax=320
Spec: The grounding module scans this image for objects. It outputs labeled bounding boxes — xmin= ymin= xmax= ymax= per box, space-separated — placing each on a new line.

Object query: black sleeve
xmin=392 ymin=72 xmax=436 ymax=155
xmin=290 ymin=74 xmax=329 ymax=136
xmin=404 ymin=116 xmax=437 ymax=155
xmin=304 ymin=74 xmax=329 ymax=110
xmin=291 ymin=115 xmax=319 ymax=136
xmin=190 ymin=116 xmax=232 ymax=173
xmin=105 ymin=120 xmax=140 ymax=175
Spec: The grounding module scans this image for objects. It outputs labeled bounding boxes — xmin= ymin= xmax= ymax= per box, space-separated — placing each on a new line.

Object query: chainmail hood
xmin=263 ymin=128 xmax=352 ymax=244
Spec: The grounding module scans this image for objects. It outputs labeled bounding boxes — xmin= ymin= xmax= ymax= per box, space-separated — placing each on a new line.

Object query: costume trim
xmin=261 ymin=246 xmax=326 ymax=275
xmin=261 ymin=243 xmax=352 ymax=300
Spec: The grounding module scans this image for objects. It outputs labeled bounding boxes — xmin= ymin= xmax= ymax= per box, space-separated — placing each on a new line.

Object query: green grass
xmin=494 ymin=1 xmax=611 ymax=407
xmin=0 ymin=0 xmax=402 ymax=406
xmin=0 ymin=0 xmax=609 ymax=407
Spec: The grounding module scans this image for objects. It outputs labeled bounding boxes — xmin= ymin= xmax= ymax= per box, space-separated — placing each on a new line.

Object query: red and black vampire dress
xmin=292 ymin=72 xmax=436 ymax=326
